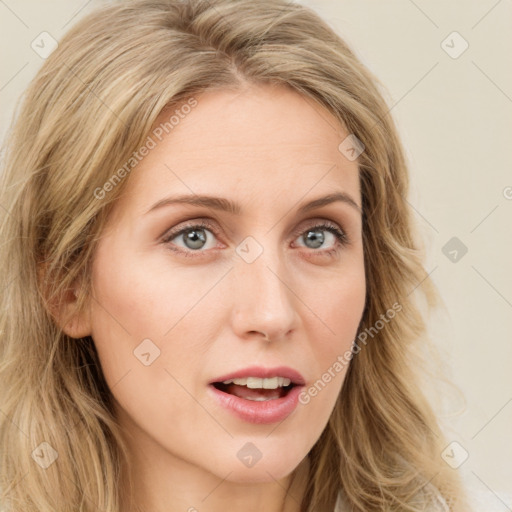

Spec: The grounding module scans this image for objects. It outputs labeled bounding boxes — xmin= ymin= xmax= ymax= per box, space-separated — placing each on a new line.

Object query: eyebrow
xmin=144 ymin=191 xmax=362 ymax=216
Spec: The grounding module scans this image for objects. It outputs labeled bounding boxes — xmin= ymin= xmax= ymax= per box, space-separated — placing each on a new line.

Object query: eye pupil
xmin=184 ymin=229 xmax=207 ymax=250
xmin=304 ymin=229 xmax=324 ymax=249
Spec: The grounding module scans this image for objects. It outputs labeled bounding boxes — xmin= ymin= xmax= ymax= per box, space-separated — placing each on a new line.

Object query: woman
xmin=0 ymin=0 xmax=469 ymax=510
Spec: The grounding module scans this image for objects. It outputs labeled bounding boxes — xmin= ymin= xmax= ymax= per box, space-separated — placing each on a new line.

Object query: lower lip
xmin=208 ymin=384 xmax=304 ymax=424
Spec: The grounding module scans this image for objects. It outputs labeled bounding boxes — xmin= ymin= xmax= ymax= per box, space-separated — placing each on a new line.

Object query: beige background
xmin=1 ymin=1 xmax=511 ymax=509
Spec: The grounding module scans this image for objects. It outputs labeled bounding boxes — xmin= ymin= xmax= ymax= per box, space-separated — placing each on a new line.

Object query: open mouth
xmin=212 ymin=377 xmax=296 ymax=401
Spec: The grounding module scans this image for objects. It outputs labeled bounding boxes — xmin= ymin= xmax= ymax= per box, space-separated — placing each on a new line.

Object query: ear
xmin=55 ymin=284 xmax=92 ymax=339
xmin=39 ymin=264 xmax=92 ymax=339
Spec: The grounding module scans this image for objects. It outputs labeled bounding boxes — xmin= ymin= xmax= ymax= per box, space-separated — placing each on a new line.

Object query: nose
xmin=229 ymin=246 xmax=299 ymax=344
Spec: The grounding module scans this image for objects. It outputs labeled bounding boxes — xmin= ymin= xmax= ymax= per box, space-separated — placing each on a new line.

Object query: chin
xmin=223 ymin=464 xmax=296 ymax=484
xmin=208 ymin=449 xmax=303 ymax=484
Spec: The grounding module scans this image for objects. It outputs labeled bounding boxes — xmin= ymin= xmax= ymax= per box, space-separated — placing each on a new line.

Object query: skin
xmin=61 ymin=83 xmax=366 ymax=512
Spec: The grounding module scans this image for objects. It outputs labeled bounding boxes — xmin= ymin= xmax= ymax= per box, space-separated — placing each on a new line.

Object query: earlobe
xmin=39 ymin=264 xmax=92 ymax=339
xmin=57 ymin=287 xmax=92 ymax=339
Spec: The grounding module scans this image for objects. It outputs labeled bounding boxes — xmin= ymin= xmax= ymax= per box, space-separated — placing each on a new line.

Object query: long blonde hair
xmin=0 ymin=0 xmax=468 ymax=510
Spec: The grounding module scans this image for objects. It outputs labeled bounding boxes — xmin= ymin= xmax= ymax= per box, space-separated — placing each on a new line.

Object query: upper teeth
xmin=222 ymin=377 xmax=291 ymax=389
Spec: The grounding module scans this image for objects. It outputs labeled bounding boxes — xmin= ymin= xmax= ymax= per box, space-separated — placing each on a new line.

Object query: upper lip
xmin=210 ymin=365 xmax=306 ymax=386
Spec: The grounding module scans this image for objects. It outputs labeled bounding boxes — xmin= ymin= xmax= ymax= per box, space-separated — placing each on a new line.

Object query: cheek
xmin=87 ymin=240 xmax=220 ymax=400
xmin=310 ymin=260 xmax=366 ymax=349
xmin=87 ymin=249 xmax=213 ymax=444
xmin=87 ymin=241 xmax=170 ymax=391
xmin=89 ymin=238 xmax=187 ymax=344
xmin=297 ymin=262 xmax=365 ymax=408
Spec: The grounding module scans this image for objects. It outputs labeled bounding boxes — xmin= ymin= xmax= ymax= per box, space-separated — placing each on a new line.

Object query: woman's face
xmin=84 ymin=84 xmax=366 ymax=483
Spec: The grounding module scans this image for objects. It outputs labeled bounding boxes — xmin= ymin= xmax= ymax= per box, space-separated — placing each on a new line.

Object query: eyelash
xmin=161 ymin=219 xmax=349 ymax=259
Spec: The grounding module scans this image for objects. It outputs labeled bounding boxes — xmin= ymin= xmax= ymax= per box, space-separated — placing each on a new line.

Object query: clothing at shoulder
xmin=334 ymin=489 xmax=449 ymax=511
xmin=334 ymin=491 xmax=345 ymax=511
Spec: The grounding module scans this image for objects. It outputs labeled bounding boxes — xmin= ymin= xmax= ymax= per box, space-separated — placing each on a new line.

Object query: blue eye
xmin=161 ymin=220 xmax=348 ymax=258
xmin=295 ymin=223 xmax=348 ymax=251
xmin=161 ymin=220 xmax=218 ymax=257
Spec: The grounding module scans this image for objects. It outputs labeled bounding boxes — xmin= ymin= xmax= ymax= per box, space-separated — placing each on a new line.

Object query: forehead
xmin=117 ymin=84 xmax=361 ymax=215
